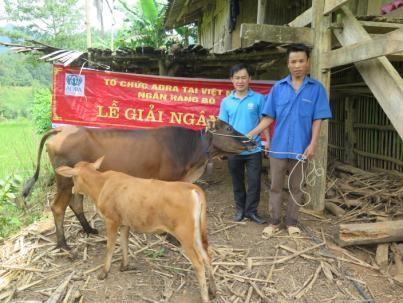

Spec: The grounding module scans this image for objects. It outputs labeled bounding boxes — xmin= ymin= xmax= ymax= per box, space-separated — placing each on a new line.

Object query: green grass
xmin=0 ymin=120 xmax=52 ymax=241
xmin=0 ymin=120 xmax=41 ymax=180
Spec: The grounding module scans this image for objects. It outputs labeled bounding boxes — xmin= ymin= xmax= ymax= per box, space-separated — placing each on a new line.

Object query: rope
xmin=258 ymin=147 xmax=325 ymax=207
xmin=204 ymin=130 xmax=324 ymax=206
xmin=206 ymin=129 xmax=255 ymax=144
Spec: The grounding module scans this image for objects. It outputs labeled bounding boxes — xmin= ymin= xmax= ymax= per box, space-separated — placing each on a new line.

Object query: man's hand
xmin=303 ymin=144 xmax=316 ymax=160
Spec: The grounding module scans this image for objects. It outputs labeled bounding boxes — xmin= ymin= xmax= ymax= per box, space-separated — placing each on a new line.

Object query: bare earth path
xmin=1 ymin=160 xmax=402 ymax=303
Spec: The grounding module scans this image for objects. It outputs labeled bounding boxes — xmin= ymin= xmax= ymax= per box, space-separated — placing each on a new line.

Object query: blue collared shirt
xmin=219 ymin=89 xmax=264 ymax=155
xmin=263 ymin=75 xmax=332 ymax=159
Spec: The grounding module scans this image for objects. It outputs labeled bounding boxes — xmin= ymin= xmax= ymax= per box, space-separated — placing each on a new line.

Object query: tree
xmin=115 ymin=0 xmax=197 ymax=49
xmin=3 ymin=0 xmax=86 ymax=50
xmin=115 ymin=0 xmax=166 ymax=48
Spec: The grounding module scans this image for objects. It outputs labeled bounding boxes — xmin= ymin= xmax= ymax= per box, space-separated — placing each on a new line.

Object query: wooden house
xmin=165 ymin=0 xmax=403 ymax=210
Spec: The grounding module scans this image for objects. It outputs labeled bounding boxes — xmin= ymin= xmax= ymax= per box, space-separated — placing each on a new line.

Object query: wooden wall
xmin=329 ymin=94 xmax=403 ymax=172
xmin=196 ymin=0 xmax=403 ymax=172
xmin=198 ymin=0 xmax=312 ymax=53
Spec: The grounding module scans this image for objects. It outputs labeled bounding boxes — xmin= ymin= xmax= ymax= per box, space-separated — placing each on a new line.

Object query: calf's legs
xmin=98 ymin=219 xmax=119 ymax=280
xmin=182 ymin=244 xmax=209 ymax=303
xmin=119 ymin=225 xmax=130 ymax=271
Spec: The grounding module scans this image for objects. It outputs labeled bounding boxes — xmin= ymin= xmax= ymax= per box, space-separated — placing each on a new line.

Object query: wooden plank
xmin=344 ymin=98 xmax=356 ymax=164
xmin=323 ymin=28 xmax=403 ymax=68
xmin=336 ymin=220 xmax=403 ymax=247
xmin=376 ymin=216 xmax=390 ymax=271
xmin=257 ymin=0 xmax=268 ymax=24
xmin=240 ymin=24 xmax=314 ymax=46
xmin=288 ymin=8 xmax=312 ymax=28
xmin=288 ymin=0 xmax=348 ymax=27
xmin=353 ymin=149 xmax=403 ymax=166
xmin=324 ymin=0 xmax=350 ymax=15
xmin=307 ymin=0 xmax=332 ymax=212
xmin=334 ymin=6 xmax=403 ymax=138
xmin=360 ymin=20 xmax=403 ymax=34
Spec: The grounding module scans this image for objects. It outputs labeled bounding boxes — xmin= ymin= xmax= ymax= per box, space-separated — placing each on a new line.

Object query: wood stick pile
xmin=325 ymin=163 xmax=402 ymax=223
xmin=325 ymin=162 xmax=403 ymax=284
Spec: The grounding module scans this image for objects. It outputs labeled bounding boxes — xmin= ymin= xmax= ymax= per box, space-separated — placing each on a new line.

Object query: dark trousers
xmin=228 ymin=152 xmax=262 ymax=216
xmin=269 ymin=157 xmax=305 ymax=226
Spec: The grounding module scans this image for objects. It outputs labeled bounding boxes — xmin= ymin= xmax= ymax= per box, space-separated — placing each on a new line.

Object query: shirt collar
xmin=280 ymin=75 xmax=314 ymax=86
xmin=230 ymin=89 xmax=254 ymax=100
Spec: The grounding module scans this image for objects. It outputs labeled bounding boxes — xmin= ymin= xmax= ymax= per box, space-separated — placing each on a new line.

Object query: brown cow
xmin=56 ymin=157 xmax=216 ymax=303
xmin=23 ymin=120 xmax=256 ymax=249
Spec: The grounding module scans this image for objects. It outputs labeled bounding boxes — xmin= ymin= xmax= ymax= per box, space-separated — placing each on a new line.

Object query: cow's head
xmin=55 ymin=157 xmax=104 ymax=195
xmin=206 ymin=119 xmax=257 ymax=156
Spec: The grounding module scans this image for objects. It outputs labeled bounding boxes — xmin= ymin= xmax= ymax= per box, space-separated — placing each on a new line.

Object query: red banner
xmin=52 ymin=65 xmax=274 ymax=130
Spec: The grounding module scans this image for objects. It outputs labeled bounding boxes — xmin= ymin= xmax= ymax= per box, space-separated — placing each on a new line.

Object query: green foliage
xmin=0 ymin=54 xmax=33 ymax=86
xmin=0 ymin=174 xmax=23 ymax=239
xmin=31 ymin=87 xmax=52 ymax=134
xmin=0 ymin=86 xmax=33 ymax=120
xmin=140 ymin=0 xmax=158 ymax=24
xmin=0 ymin=51 xmax=52 ymax=87
xmin=116 ymin=0 xmax=167 ymax=48
xmin=144 ymin=247 xmax=166 ymax=259
xmin=116 ymin=0 xmax=197 ymax=49
xmin=4 ymin=0 xmax=86 ymax=50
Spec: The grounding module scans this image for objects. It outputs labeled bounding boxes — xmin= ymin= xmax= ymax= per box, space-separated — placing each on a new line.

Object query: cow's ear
xmin=206 ymin=119 xmax=216 ymax=130
xmin=92 ymin=156 xmax=104 ymax=170
xmin=56 ymin=166 xmax=77 ymax=178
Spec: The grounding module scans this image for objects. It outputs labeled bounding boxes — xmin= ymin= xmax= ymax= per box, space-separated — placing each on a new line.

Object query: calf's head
xmin=55 ymin=157 xmax=104 ymax=195
xmin=207 ymin=119 xmax=257 ymax=155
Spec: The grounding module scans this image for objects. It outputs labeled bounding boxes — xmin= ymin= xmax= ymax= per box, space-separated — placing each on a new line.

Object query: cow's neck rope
xmin=206 ymin=129 xmax=254 ymax=144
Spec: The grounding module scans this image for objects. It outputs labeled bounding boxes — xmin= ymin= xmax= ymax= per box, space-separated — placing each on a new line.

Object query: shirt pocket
xmin=276 ymin=99 xmax=290 ymax=117
xmin=299 ymin=98 xmax=314 ymax=117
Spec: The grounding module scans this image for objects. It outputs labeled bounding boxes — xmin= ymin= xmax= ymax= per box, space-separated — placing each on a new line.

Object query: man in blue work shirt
xmin=219 ymin=63 xmax=268 ymax=224
xmin=247 ymin=44 xmax=332 ymax=236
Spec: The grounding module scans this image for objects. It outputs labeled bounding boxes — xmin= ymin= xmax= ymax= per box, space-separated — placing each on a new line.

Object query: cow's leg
xmin=98 ymin=219 xmax=119 ymax=280
xmin=182 ymin=244 xmax=209 ymax=303
xmin=51 ymin=188 xmax=72 ymax=249
xmin=69 ymin=194 xmax=98 ymax=234
xmin=119 ymin=225 xmax=130 ymax=271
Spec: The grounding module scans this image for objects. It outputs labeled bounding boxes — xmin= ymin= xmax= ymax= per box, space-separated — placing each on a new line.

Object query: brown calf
xmin=56 ymin=157 xmax=216 ymax=303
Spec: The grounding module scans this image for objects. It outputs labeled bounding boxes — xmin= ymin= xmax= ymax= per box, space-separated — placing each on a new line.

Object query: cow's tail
xmin=22 ymin=128 xmax=61 ymax=198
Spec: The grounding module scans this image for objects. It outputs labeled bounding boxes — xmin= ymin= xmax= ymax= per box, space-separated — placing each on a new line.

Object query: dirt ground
xmin=2 ymin=159 xmax=403 ymax=303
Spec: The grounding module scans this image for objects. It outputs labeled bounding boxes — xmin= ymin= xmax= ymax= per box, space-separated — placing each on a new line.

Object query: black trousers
xmin=228 ymin=152 xmax=262 ymax=216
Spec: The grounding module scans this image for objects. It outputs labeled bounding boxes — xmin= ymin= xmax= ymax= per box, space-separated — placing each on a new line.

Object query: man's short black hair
xmin=287 ymin=43 xmax=311 ymax=59
xmin=229 ymin=63 xmax=254 ymax=77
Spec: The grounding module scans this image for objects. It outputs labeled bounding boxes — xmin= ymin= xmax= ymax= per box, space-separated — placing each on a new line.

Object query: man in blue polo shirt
xmin=247 ymin=44 xmax=332 ymax=236
xmin=219 ymin=63 xmax=268 ymax=224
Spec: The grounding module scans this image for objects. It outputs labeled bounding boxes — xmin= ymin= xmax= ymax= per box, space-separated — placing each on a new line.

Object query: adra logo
xmin=65 ymin=74 xmax=85 ymax=96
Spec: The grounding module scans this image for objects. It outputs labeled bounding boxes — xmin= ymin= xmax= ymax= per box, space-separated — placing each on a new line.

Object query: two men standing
xmin=220 ymin=44 xmax=332 ymax=235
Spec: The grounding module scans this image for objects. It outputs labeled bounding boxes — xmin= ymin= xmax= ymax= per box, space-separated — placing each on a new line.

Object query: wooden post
xmin=344 ymin=97 xmax=356 ymax=164
xmin=308 ymin=0 xmax=332 ymax=211
xmin=257 ymin=0 xmax=267 ymax=24
xmin=158 ymin=59 xmax=167 ymax=76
